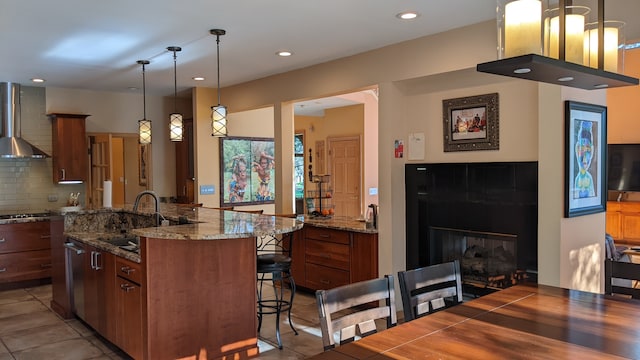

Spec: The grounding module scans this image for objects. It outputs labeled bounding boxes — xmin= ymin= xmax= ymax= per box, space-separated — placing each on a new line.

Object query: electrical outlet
xmin=161 ymin=219 xmax=170 ymax=227
xmin=48 ymin=194 xmax=58 ymax=202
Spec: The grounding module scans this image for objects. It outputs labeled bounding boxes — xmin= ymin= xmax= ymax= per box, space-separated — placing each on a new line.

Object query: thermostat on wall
xmin=200 ymin=185 xmax=215 ymax=195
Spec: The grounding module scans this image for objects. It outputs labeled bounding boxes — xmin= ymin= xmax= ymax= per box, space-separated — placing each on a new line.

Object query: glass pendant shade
xmin=168 ymin=46 xmax=183 ymax=142
xmin=497 ymin=0 xmax=625 ymax=72
xmin=584 ymin=21 xmax=625 ymax=72
xmin=210 ymin=29 xmax=227 ymax=137
xmin=137 ymin=60 xmax=151 ymax=144
xmin=169 ymin=113 xmax=183 ymax=141
xmin=139 ymin=119 xmax=152 ymax=144
xmin=211 ymin=105 xmax=227 ymax=137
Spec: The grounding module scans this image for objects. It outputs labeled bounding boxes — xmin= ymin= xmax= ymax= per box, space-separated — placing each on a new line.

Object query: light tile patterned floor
xmin=0 ymin=284 xmax=327 ymax=359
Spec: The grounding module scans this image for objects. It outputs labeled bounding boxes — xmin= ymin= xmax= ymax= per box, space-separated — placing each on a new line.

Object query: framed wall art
xmin=138 ymin=143 xmax=149 ymax=186
xmin=443 ymin=93 xmax=499 ymax=152
xmin=564 ymin=101 xmax=607 ymax=218
xmin=220 ymin=136 xmax=275 ymax=206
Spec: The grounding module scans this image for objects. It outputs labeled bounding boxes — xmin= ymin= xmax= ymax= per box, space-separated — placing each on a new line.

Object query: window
xmin=294 ymin=134 xmax=305 ymax=205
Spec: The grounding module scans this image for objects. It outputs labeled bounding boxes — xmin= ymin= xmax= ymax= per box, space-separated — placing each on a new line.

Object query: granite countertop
xmin=86 ymin=203 xmax=304 ymax=240
xmin=299 ymin=215 xmax=378 ymax=234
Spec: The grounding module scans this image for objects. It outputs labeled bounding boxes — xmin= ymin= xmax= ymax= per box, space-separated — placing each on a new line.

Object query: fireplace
xmin=430 ymin=227 xmax=527 ymax=288
xmin=405 ymin=162 xmax=538 ymax=287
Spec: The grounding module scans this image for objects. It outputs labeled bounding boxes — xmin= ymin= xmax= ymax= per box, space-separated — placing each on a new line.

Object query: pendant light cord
xmin=216 ymin=34 xmax=221 ymax=106
xmin=142 ymin=62 xmax=147 ymax=119
xmin=173 ymin=49 xmax=178 ymax=112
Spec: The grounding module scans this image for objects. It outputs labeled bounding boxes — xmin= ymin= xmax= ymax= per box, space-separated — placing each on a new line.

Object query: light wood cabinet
xmin=49 ymin=113 xmax=89 ymax=183
xmin=114 ymin=257 xmax=142 ymax=359
xmin=606 ymin=201 xmax=640 ymax=246
xmin=295 ymin=225 xmax=378 ymax=291
xmin=0 ymin=221 xmax=52 ymax=284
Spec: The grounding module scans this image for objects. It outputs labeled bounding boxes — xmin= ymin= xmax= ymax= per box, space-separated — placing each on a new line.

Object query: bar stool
xmin=256 ymin=214 xmax=298 ymax=349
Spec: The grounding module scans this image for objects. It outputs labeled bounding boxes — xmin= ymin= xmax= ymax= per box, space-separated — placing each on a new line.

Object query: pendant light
xmin=137 ymin=60 xmax=152 ymax=144
xmin=210 ymin=29 xmax=227 ymax=137
xmin=477 ymin=0 xmax=638 ymax=89
xmin=168 ymin=46 xmax=183 ymax=142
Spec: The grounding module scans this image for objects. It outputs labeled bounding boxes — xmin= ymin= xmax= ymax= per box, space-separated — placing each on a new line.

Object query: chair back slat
xmin=605 ymin=259 xmax=640 ymax=299
xmin=398 ymin=260 xmax=463 ymax=321
xmin=316 ymin=275 xmax=397 ymax=350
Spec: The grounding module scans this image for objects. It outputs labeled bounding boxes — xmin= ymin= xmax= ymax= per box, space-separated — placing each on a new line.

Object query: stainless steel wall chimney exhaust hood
xmin=0 ymin=82 xmax=49 ymax=158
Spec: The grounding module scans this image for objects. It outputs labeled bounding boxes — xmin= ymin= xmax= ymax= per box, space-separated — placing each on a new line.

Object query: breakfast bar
xmin=51 ymin=205 xmax=302 ymax=360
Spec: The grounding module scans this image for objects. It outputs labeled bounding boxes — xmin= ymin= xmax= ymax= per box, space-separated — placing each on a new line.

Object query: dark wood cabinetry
xmin=84 ymin=245 xmax=115 ymax=341
xmin=114 ymin=257 xmax=142 ymax=359
xmin=175 ymin=118 xmax=195 ymax=203
xmin=48 ymin=113 xmax=89 ymax=183
xmin=294 ymin=225 xmax=378 ymax=291
xmin=0 ymin=221 xmax=52 ymax=284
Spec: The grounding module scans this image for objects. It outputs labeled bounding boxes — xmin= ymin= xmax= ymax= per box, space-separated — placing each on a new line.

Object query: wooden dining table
xmin=308 ymin=283 xmax=640 ymax=359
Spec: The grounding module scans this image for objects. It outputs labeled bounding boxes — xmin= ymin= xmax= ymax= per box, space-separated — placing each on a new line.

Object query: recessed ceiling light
xmin=31 ymin=78 xmax=45 ymax=83
xmin=193 ymin=76 xmax=205 ymax=81
xmin=396 ymin=11 xmax=419 ymax=20
xmin=277 ymin=51 xmax=293 ymax=57
xmin=594 ymin=84 xmax=609 ymax=89
xmin=513 ymin=68 xmax=531 ymax=74
xmin=557 ymin=76 xmax=574 ymax=82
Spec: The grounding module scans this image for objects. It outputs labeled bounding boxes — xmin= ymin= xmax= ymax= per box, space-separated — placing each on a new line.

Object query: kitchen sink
xmin=98 ymin=235 xmax=139 ymax=252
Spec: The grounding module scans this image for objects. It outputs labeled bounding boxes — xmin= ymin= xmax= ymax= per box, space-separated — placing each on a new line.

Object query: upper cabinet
xmin=48 ymin=113 xmax=89 ymax=184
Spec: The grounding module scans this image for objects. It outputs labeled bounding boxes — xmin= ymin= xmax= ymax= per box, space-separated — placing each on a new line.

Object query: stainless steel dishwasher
xmin=64 ymin=240 xmax=86 ymax=319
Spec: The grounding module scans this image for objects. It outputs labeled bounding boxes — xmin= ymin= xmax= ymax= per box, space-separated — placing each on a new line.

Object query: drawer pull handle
xmin=120 ymin=283 xmax=135 ymax=292
xmin=0 ymin=268 xmax=6 ymax=272
xmin=120 ymin=266 xmax=134 ymax=275
xmin=319 ymin=234 xmax=330 ymax=238
xmin=40 ymin=263 xmax=52 ymax=268
xmin=40 ymin=235 xmax=51 ymax=239
xmin=0 ymin=238 xmax=5 ymax=243
xmin=320 ymin=279 xmax=331 ymax=284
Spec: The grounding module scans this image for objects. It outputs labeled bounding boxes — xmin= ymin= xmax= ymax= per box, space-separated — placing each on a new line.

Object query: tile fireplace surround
xmin=405 ymin=162 xmax=539 ymax=286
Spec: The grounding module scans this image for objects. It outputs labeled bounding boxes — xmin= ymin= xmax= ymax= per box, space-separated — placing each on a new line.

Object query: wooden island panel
xmin=141 ymin=236 xmax=258 ymax=360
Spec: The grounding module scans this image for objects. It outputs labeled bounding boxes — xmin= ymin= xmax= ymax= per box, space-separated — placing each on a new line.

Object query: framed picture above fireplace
xmin=442 ymin=92 xmax=499 ymax=152
xmin=564 ymin=101 xmax=607 ymax=218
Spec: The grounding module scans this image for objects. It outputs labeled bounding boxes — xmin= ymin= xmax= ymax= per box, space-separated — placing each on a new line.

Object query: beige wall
xmin=191 ymin=20 xmax=610 ymax=294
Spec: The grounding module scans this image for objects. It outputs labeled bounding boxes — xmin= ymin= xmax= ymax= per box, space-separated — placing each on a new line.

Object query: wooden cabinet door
xmin=114 ymin=257 xmax=143 ymax=359
xmin=115 ymin=276 xmax=142 ymax=359
xmin=83 ymin=246 xmax=114 ymax=340
xmin=289 ymin=229 xmax=305 ymax=287
xmin=49 ymin=113 xmax=88 ymax=183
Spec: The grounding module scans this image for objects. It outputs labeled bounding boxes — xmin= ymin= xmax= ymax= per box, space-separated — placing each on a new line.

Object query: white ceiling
xmin=1 ymin=0 xmax=638 ymax=102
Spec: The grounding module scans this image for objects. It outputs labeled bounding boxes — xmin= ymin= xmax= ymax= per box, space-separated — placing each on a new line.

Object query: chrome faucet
xmin=133 ymin=190 xmax=160 ymax=226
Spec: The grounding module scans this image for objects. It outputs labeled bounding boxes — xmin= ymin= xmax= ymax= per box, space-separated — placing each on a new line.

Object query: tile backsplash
xmin=0 ymin=85 xmax=84 ymax=212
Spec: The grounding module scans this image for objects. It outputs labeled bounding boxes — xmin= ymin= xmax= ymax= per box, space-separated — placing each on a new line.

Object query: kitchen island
xmin=51 ymin=205 xmax=302 ymax=360
xmin=292 ymin=216 xmax=379 ymax=291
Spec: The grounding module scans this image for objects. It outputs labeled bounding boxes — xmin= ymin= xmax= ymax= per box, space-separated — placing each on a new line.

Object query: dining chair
xmin=256 ymin=219 xmax=298 ymax=349
xmin=397 ymin=259 xmax=463 ymax=322
xmin=316 ymin=275 xmax=397 ymax=351
xmin=604 ymin=258 xmax=640 ymax=299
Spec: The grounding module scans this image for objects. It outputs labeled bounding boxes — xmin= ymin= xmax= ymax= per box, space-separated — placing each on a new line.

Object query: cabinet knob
xmin=0 ymin=238 xmax=5 ymax=243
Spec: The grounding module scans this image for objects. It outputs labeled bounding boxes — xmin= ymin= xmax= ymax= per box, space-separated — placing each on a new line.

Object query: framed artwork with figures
xmin=219 ymin=136 xmax=276 ymax=206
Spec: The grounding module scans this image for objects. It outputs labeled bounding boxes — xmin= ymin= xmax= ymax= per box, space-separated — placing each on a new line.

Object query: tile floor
xmin=0 ymin=284 xmax=334 ymax=359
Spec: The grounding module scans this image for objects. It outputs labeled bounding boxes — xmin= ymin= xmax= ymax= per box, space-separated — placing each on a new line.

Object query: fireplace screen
xmin=430 ymin=226 xmax=524 ymax=288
